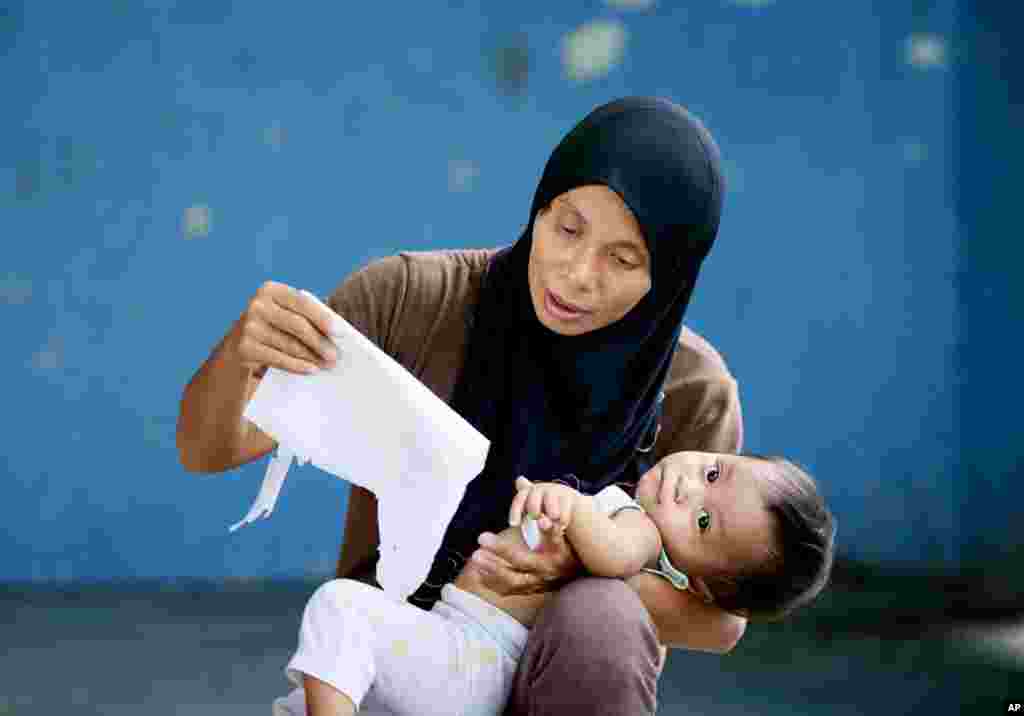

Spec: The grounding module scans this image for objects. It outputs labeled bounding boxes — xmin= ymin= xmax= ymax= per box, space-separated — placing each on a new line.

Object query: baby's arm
xmin=510 ymin=478 xmax=661 ymax=579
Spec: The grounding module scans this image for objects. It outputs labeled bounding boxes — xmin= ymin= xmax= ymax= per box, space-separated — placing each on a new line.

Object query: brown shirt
xmin=327 ymin=248 xmax=744 ymax=469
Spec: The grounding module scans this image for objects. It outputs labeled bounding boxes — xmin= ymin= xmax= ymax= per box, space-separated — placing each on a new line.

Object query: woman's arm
xmin=473 ymin=526 xmax=745 ymax=654
xmin=626 ymin=571 xmax=747 ymax=654
xmin=176 ymin=328 xmax=277 ymax=473
xmin=176 ymin=282 xmax=338 ymax=474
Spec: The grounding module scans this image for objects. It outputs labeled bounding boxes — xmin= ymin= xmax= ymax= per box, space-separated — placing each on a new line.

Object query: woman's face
xmin=528 ymin=185 xmax=652 ymax=336
xmin=635 ymin=452 xmax=779 ymax=580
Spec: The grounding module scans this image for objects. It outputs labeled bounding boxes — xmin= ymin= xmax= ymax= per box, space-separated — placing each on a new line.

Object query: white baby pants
xmin=272 ymin=579 xmax=527 ymax=716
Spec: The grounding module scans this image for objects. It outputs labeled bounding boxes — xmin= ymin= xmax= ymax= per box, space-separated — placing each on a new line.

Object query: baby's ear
xmin=689 ymin=577 xmax=716 ymax=605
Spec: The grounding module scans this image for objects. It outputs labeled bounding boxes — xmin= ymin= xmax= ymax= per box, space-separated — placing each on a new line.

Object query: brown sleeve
xmin=326 ymin=254 xmax=410 ymax=358
xmin=327 ymin=250 xmax=480 ymax=402
xmin=653 ymin=327 xmax=744 ymax=463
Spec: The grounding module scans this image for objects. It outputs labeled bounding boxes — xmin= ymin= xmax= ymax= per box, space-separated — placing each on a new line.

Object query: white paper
xmin=235 ymin=290 xmax=490 ymax=601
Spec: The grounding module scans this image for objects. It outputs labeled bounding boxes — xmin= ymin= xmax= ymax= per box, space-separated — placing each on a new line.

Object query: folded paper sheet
xmin=234 ymin=291 xmax=490 ymax=601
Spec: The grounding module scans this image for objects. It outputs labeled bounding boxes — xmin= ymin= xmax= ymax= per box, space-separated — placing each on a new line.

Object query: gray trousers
xmin=504 ymin=577 xmax=664 ymax=716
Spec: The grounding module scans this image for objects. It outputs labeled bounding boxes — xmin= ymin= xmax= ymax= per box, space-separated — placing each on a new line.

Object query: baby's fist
xmin=509 ymin=476 xmax=578 ymax=533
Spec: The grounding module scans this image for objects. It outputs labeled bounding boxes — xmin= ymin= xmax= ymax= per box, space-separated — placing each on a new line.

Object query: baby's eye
xmin=561 ymin=224 xmax=579 ymax=236
xmin=706 ymin=465 xmax=720 ymax=483
xmin=697 ymin=508 xmax=712 ymax=532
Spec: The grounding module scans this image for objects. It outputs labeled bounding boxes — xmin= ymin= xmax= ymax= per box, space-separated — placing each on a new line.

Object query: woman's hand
xmin=469 ymin=523 xmax=584 ymax=597
xmin=227 ymin=281 xmax=339 ymax=375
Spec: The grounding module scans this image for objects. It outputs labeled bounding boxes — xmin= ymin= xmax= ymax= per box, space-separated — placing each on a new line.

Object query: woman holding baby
xmin=177 ymin=97 xmax=833 ymax=715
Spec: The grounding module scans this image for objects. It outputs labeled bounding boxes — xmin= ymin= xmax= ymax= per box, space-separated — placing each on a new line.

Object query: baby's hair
xmin=702 ymin=453 xmax=836 ymax=622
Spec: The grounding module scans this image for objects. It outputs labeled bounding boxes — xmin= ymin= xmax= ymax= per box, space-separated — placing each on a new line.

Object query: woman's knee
xmin=510 ymin=577 xmax=662 ymax=715
xmin=541 ymin=577 xmax=655 ymax=646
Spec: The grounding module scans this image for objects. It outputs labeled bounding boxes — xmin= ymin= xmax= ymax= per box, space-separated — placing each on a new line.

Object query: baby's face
xmin=635 ymin=452 xmax=779 ymax=579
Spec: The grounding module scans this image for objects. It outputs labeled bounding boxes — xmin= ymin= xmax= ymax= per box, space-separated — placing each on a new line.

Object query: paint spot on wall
xmin=264 ymin=121 xmax=286 ymax=152
xmin=903 ymin=140 xmax=928 ymax=164
xmin=31 ymin=335 xmax=62 ymax=372
xmin=184 ymin=205 xmax=212 ymax=239
xmin=0 ymin=274 xmax=33 ymax=304
xmin=492 ymin=36 xmax=530 ymax=97
xmin=449 ymin=160 xmax=479 ymax=193
xmin=15 ymin=159 xmax=41 ymax=201
xmin=0 ymin=2 xmax=25 ymax=56
xmin=143 ymin=416 xmax=177 ymax=450
xmin=563 ymin=20 xmax=626 ymax=83
xmin=906 ymin=33 xmax=947 ymax=69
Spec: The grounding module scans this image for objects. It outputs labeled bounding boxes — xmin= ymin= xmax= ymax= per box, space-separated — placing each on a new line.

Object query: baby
xmin=273 ymin=451 xmax=835 ymax=716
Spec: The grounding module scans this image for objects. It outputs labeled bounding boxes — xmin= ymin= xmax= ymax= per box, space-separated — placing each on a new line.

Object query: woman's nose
xmin=564 ymin=250 xmax=598 ymax=290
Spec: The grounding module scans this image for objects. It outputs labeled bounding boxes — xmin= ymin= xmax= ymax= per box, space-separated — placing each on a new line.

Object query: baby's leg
xmin=285 ymin=578 xmax=507 ymax=716
xmin=303 ymin=673 xmax=356 ymax=716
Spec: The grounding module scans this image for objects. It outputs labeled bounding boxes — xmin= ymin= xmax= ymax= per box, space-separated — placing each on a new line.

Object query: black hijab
xmin=409 ymin=97 xmax=725 ymax=607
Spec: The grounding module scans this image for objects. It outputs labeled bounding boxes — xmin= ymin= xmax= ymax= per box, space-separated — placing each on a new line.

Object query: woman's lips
xmin=545 ymin=290 xmax=591 ymax=320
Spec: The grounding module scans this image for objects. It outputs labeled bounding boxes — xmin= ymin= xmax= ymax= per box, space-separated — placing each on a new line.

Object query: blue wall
xmin=3 ymin=0 xmax=997 ymax=582
xmin=953 ymin=0 xmax=1022 ymax=566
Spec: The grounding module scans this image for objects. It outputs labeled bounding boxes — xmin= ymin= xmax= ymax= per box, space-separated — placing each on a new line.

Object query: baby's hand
xmin=509 ymin=477 xmax=579 ymax=534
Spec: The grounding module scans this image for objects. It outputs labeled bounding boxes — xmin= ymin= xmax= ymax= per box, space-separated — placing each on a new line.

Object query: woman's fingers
xmin=240 ymin=339 xmax=321 ymax=375
xmin=470 ymin=533 xmax=536 ymax=594
xmin=472 ymin=555 xmax=540 ymax=596
xmin=474 ymin=528 xmax=581 ymax=597
xmin=471 ymin=545 xmax=514 ymax=573
xmin=233 ymin=281 xmax=341 ymax=374
xmin=269 ymin=282 xmax=336 ymax=339
xmin=264 ymin=296 xmax=337 ymax=365
xmin=479 ymin=531 xmax=536 ymax=569
xmin=480 ymin=529 xmax=566 ymax=576
xmin=248 ymin=319 xmax=323 ymax=367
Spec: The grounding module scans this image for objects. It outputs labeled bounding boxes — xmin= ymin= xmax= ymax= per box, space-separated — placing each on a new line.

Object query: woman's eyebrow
xmin=559 ymin=197 xmax=647 ymax=254
xmin=558 ymin=198 xmax=587 ymax=224
xmin=616 ymin=240 xmax=648 ymax=255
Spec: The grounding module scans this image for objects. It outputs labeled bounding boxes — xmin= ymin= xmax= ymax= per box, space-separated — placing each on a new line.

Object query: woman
xmin=177 ymin=97 xmax=746 ymax=715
